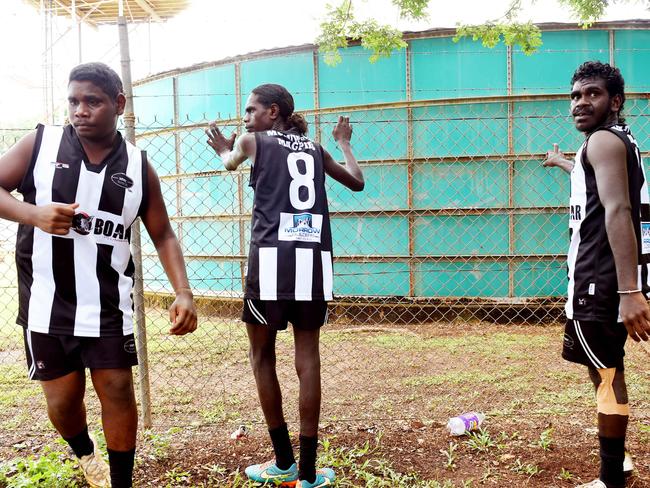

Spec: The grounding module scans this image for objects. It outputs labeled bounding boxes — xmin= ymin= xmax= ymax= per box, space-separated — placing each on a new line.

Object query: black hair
xmin=571 ymin=61 xmax=626 ymax=123
xmin=68 ymin=62 xmax=123 ymax=101
xmin=251 ymin=83 xmax=308 ymax=135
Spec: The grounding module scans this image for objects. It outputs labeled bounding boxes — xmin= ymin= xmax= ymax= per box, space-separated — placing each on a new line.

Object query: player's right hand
xmin=543 ymin=143 xmax=566 ymax=167
xmin=333 ymin=116 xmax=352 ymax=144
xmin=620 ymin=292 xmax=650 ymax=342
xmin=32 ymin=202 xmax=79 ymax=235
xmin=205 ymin=122 xmax=236 ymax=156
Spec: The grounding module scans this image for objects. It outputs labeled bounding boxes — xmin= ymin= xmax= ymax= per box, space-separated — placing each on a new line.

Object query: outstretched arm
xmin=0 ymin=131 xmax=79 ymax=234
xmin=141 ymin=161 xmax=197 ymax=336
xmin=323 ymin=116 xmax=364 ymax=191
xmin=205 ymin=124 xmax=256 ymax=170
xmin=589 ymin=130 xmax=650 ymax=342
xmin=542 ymin=143 xmax=574 ymax=174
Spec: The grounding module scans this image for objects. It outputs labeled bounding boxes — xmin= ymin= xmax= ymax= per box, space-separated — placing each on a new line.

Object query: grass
xmin=0 ymin=444 xmax=83 ymax=487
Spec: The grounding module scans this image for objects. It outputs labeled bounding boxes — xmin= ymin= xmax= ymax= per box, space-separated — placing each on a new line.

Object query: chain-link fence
xmin=1 ymin=94 xmax=649 ymax=441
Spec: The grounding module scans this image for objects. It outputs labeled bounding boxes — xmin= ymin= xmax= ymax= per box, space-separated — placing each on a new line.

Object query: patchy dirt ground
xmin=1 ymin=320 xmax=649 ymax=487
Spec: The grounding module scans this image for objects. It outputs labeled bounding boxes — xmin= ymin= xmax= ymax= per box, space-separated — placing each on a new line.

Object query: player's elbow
xmin=351 ymin=177 xmax=364 ymax=192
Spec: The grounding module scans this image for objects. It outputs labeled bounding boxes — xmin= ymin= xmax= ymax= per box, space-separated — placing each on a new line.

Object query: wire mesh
xmin=1 ymin=95 xmax=649 ymax=440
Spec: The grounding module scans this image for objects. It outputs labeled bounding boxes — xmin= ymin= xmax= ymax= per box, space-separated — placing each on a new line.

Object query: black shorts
xmin=562 ymin=319 xmax=627 ymax=369
xmin=23 ymin=329 xmax=139 ymax=381
xmin=242 ymin=299 xmax=329 ymax=331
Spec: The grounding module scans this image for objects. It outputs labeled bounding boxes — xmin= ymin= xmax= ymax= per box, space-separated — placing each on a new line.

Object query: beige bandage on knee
xmin=596 ymin=368 xmax=630 ymax=416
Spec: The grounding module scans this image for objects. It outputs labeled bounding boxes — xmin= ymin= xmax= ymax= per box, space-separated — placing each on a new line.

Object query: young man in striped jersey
xmin=543 ymin=61 xmax=650 ymax=488
xmin=206 ymin=84 xmax=364 ymax=488
xmin=0 ymin=62 xmax=197 ymax=488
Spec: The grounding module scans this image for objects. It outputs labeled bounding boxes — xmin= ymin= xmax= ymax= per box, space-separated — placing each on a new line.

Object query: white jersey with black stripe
xmin=16 ymin=124 xmax=146 ymax=337
xmin=566 ymin=124 xmax=650 ymax=321
xmin=245 ymin=129 xmax=333 ymax=301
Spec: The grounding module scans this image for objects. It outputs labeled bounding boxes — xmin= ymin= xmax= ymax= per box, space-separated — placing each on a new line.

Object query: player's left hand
xmin=206 ymin=122 xmax=236 ymax=156
xmin=169 ymin=290 xmax=197 ymax=335
xmin=333 ymin=116 xmax=352 ymax=144
xmin=620 ymin=292 xmax=650 ymax=341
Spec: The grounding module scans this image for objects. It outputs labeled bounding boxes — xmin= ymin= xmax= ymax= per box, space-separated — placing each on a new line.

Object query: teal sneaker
xmin=296 ymin=468 xmax=335 ymax=488
xmin=244 ymin=459 xmax=298 ymax=485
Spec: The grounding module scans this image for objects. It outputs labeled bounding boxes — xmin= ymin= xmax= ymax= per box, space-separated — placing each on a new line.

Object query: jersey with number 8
xmin=245 ymin=129 xmax=333 ymax=301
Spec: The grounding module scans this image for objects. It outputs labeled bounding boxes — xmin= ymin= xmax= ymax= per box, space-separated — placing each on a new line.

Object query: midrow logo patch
xmin=111 ymin=172 xmax=134 ymax=189
xmin=72 ymin=212 xmax=130 ymax=240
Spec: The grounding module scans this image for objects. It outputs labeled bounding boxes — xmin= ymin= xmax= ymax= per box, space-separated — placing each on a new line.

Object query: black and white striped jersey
xmin=16 ymin=124 xmax=148 ymax=337
xmin=245 ymin=129 xmax=333 ymax=301
xmin=566 ymin=124 xmax=650 ymax=321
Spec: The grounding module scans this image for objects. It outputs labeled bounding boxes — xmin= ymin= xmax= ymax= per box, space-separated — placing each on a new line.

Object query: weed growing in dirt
xmin=558 ymin=467 xmax=574 ymax=481
xmin=318 ymin=435 xmax=473 ymax=487
xmin=536 ymin=427 xmax=553 ymax=451
xmin=163 ymin=467 xmax=191 ymax=486
xmin=439 ymin=441 xmax=458 ymax=470
xmin=0 ymin=446 xmax=83 ymax=487
xmin=511 ymin=458 xmax=543 ymax=478
xmin=464 ymin=429 xmax=498 ymax=453
xmin=142 ymin=427 xmax=180 ymax=460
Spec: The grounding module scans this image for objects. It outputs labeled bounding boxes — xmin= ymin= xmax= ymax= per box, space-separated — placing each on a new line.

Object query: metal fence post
xmin=118 ymin=15 xmax=152 ymax=429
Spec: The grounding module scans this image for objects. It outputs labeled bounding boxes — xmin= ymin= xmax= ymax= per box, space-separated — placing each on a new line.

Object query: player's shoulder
xmin=587 ymin=127 xmax=626 ymax=149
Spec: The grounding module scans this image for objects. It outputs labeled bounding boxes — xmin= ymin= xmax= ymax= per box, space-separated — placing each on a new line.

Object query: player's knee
xmin=295 ymin=353 xmax=320 ymax=379
xmin=95 ymin=373 xmax=135 ymax=407
xmin=46 ymin=393 xmax=82 ymax=418
xmin=248 ymin=347 xmax=275 ymax=375
xmin=595 ymin=367 xmax=629 ymax=416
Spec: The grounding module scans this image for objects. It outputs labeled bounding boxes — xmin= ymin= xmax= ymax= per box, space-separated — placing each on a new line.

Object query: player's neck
xmin=78 ymin=131 xmax=119 ymax=165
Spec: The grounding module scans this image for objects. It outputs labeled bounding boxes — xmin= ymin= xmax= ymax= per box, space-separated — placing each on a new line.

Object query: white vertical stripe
xmin=28 ymin=126 xmax=63 ymax=333
xmin=566 ymin=146 xmax=587 ymax=320
xmin=574 ymin=320 xmax=606 ymax=369
xmin=122 ymin=143 xmax=143 ymax=228
xmin=259 ymin=247 xmax=277 ymax=300
xmin=295 ymin=248 xmax=313 ymax=301
xmin=246 ymin=299 xmax=267 ymax=325
xmin=73 ymin=165 xmax=105 ymax=337
xmin=321 ymin=251 xmax=333 ymax=301
xmin=26 ymin=330 xmax=36 ymax=380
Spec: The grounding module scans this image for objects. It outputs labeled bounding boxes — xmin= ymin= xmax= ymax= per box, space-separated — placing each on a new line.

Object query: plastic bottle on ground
xmin=446 ymin=412 xmax=485 ymax=436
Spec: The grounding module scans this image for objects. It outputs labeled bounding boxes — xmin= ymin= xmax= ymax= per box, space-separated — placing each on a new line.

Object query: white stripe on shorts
xmin=574 ymin=320 xmax=606 ymax=369
xmin=246 ymin=299 xmax=267 ymax=325
xmin=258 ymin=247 xmax=277 ymax=300
xmin=295 ymin=248 xmax=313 ymax=301
xmin=26 ymin=330 xmax=36 ymax=380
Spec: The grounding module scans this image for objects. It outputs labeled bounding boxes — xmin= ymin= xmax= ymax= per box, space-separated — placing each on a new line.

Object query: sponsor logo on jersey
xmin=279 ymin=212 xmax=323 ymax=243
xmin=72 ymin=212 xmax=94 ymax=235
xmin=111 ymin=172 xmax=134 ymax=190
xmin=51 ymin=161 xmax=69 ymax=169
xmin=72 ymin=212 xmax=129 ymax=241
xmin=36 ymin=360 xmax=46 ymax=370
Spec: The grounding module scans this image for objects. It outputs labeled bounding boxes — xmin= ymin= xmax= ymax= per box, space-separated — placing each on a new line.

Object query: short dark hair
xmin=251 ymin=83 xmax=308 ymax=135
xmin=571 ymin=61 xmax=626 ymax=123
xmin=69 ymin=62 xmax=123 ymax=100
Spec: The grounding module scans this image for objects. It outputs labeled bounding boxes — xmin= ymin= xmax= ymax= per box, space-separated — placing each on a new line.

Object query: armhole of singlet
xmin=17 ymin=124 xmax=45 ymax=195
xmin=250 ymin=132 xmax=263 ymax=188
xmin=583 ymin=127 xmax=628 ymax=168
xmin=137 ymin=150 xmax=149 ymax=218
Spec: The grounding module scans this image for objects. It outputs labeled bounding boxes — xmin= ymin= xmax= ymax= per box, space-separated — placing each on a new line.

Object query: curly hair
xmin=69 ymin=62 xmax=123 ymax=101
xmin=571 ymin=61 xmax=626 ymax=123
xmin=251 ymin=83 xmax=308 ymax=135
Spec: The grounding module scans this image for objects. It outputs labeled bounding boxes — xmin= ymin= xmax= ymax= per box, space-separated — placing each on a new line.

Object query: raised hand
xmin=542 ymin=143 xmax=574 ymax=173
xmin=332 ymin=116 xmax=352 ymax=144
xmin=205 ymin=122 xmax=236 ymax=156
xmin=33 ymin=202 xmax=79 ymax=235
